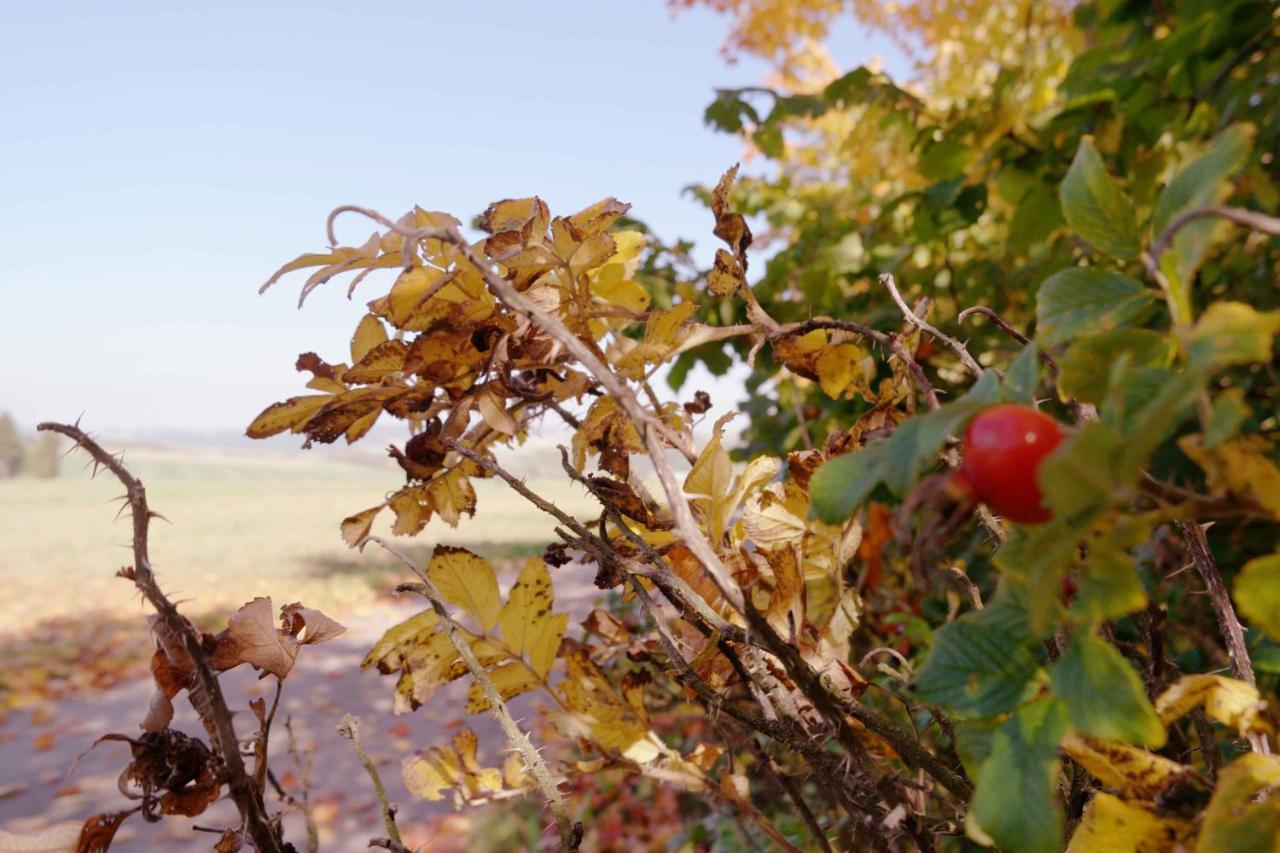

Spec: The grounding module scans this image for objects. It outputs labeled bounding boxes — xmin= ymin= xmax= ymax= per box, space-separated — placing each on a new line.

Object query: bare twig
xmin=957 ymin=306 xmax=1059 ymax=375
xmin=38 ymin=422 xmax=284 ymax=853
xmin=881 ymin=274 xmax=985 ymax=379
xmin=337 ymin=715 xmax=405 ymax=849
xmin=363 ymin=536 xmax=582 ymax=851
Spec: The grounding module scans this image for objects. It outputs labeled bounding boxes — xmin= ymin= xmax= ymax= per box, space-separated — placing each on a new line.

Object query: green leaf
xmin=910 ymin=598 xmax=1041 ymax=717
xmin=810 ymin=372 xmax=1002 ymax=522
xmin=1009 ymin=183 xmax=1064 ymax=252
xmin=1069 ymin=540 xmax=1148 ymax=625
xmin=1152 ymin=124 xmax=1254 ymax=237
xmin=1050 ymin=630 xmax=1165 ymax=747
xmin=809 ymin=441 xmax=890 ymax=524
xmin=1235 ymin=553 xmax=1280 ymax=644
xmin=1060 ymin=138 xmax=1141 ymax=260
xmin=970 ymin=698 xmax=1068 ymax=853
xmin=1113 ymin=366 xmax=1206 ymax=477
xmin=919 ymin=139 xmax=972 ymax=183
xmin=953 ymin=717 xmax=1002 ymax=779
xmin=1204 ymin=388 xmax=1249 ymax=449
xmin=1036 ymin=268 xmax=1155 ymax=346
xmin=1056 ymin=329 xmax=1171 ymax=405
xmin=1186 ymin=302 xmax=1280 ymax=367
xmin=1003 ymin=343 xmax=1041 ymax=403
xmin=703 ymin=91 xmax=760 ymax=134
xmin=1039 ymin=421 xmax=1126 ymax=522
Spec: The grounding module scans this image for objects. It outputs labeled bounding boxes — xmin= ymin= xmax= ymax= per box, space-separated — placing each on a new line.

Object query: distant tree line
xmin=0 ymin=413 xmax=60 ymax=479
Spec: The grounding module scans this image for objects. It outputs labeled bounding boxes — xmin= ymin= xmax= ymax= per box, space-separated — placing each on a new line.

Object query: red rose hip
xmin=958 ymin=404 xmax=1065 ymax=524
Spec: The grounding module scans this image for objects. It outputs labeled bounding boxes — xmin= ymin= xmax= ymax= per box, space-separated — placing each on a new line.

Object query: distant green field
xmin=0 ymin=446 xmax=598 ymax=633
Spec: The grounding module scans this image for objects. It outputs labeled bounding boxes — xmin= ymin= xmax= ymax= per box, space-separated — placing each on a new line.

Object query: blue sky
xmin=1 ymin=2 xmax=907 ymax=434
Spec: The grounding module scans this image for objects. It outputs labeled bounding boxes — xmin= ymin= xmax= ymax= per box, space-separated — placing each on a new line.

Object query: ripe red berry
xmin=958 ymin=404 xmax=1065 ymax=524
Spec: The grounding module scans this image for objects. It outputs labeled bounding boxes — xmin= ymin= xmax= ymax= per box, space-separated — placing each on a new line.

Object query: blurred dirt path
xmin=0 ymin=564 xmax=607 ymax=852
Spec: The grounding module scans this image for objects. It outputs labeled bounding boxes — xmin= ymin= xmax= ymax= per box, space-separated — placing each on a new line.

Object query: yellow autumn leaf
xmin=1067 ymin=792 xmax=1195 ymax=852
xmin=401 ymin=729 xmax=504 ymax=804
xmin=1155 ymin=674 xmax=1271 ymax=737
xmin=388 ymin=486 xmax=430 ymax=536
xmin=424 ymin=468 xmax=477 ymax=527
xmin=427 ymin=546 xmax=501 ymax=632
xmin=1179 ymin=434 xmax=1280 ymax=520
xmin=363 ymin=610 xmax=439 ymax=673
xmin=498 ymin=557 xmax=567 ymax=678
xmin=350 ymin=313 xmax=388 ymax=364
xmin=388 ymin=266 xmax=452 ymax=327
xmin=344 ymin=339 xmax=408 ymax=384
xmin=245 ymin=395 xmax=333 ymax=439
xmin=1060 ymin=734 xmax=1191 ymax=800
xmin=814 ymin=342 xmax=868 ymax=399
xmin=465 ymin=661 xmax=541 ymax=713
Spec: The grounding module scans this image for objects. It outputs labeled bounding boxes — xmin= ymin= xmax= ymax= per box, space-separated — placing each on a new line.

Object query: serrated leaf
xmin=1050 ymin=630 xmax=1165 ymax=747
xmin=344 ymin=339 xmax=408 ymax=384
xmin=363 ymin=610 xmax=439 ymax=672
xmin=246 ymin=395 xmax=333 ymax=439
xmin=427 ymin=546 xmax=501 ymax=632
xmin=466 ymin=661 xmax=540 ymax=713
xmin=1036 ymin=268 xmax=1154 ymax=346
xmin=969 ymin=698 xmax=1068 ymax=853
xmin=911 ymin=598 xmax=1040 ymax=717
xmin=1060 ymin=138 xmax=1140 ymax=259
xmin=498 ymin=558 xmax=566 ymax=678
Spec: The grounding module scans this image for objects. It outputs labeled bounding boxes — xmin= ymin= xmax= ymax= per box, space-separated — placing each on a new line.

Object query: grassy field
xmin=0 ymin=443 xmax=599 ymax=633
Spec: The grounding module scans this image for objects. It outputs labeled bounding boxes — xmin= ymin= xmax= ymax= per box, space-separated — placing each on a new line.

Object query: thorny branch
xmin=1176 ymin=521 xmax=1270 ymax=755
xmin=38 ymin=422 xmax=284 ymax=853
xmin=881 ymin=273 xmax=985 ymax=380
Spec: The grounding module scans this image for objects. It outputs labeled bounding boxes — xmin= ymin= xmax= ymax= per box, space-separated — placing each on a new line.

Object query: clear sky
xmin=1 ymin=2 xmax=908 ymax=435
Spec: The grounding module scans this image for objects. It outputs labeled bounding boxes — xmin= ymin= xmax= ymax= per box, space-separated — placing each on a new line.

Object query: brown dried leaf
xmin=214 ymin=597 xmax=298 ymax=678
xmin=280 ymin=602 xmax=346 ymax=646
xmin=74 ymin=811 xmax=132 ymax=853
xmin=711 ymin=164 xmax=752 ymax=263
